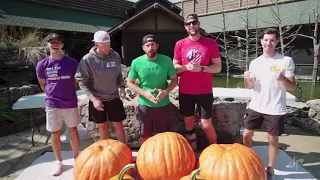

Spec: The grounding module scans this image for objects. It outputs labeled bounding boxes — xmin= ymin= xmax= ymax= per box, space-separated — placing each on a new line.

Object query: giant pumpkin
xmin=198 ymin=143 xmax=266 ymax=180
xmin=135 ymin=132 xmax=196 ymax=180
xmin=73 ymin=139 xmax=133 ymax=180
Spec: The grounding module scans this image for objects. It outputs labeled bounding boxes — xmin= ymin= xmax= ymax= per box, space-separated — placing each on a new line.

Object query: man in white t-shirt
xmin=243 ymin=28 xmax=296 ymax=180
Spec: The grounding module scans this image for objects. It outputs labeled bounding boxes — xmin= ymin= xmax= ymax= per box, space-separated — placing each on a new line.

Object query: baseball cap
xmin=45 ymin=33 xmax=64 ymax=42
xmin=92 ymin=31 xmax=111 ymax=43
xmin=142 ymin=34 xmax=157 ymax=45
xmin=185 ymin=13 xmax=199 ymax=24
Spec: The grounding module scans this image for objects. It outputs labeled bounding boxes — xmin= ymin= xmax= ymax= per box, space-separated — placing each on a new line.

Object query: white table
xmin=12 ymin=90 xmax=87 ymax=146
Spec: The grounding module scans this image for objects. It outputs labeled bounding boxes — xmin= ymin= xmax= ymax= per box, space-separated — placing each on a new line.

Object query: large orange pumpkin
xmin=198 ymin=143 xmax=266 ymax=180
xmin=73 ymin=139 xmax=133 ymax=180
xmin=136 ymin=132 xmax=196 ymax=180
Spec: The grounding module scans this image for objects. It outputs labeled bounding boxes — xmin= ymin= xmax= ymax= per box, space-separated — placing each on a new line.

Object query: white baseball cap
xmin=92 ymin=31 xmax=110 ymax=43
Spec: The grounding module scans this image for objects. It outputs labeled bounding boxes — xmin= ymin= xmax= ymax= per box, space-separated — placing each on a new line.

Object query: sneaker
xmin=51 ymin=161 xmax=63 ymax=176
xmin=266 ymin=168 xmax=275 ymax=180
xmin=185 ymin=132 xmax=197 ymax=151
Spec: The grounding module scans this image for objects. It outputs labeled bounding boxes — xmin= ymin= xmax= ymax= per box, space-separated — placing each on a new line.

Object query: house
xmin=174 ymin=0 xmax=320 ymax=75
xmin=0 ymin=0 xmax=134 ymax=61
xmin=108 ymin=0 xmax=190 ymax=66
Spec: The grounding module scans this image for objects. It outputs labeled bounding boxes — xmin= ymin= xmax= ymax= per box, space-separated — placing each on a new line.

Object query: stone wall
xmin=0 ymin=84 xmax=41 ymax=104
xmin=285 ymin=99 xmax=320 ymax=135
xmin=79 ymin=88 xmax=248 ymax=149
xmin=0 ymin=47 xmax=19 ymax=63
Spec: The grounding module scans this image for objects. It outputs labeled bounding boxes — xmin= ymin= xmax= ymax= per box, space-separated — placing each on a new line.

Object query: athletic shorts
xmin=88 ymin=98 xmax=126 ymax=123
xmin=244 ymin=108 xmax=285 ymax=136
xmin=45 ymin=107 xmax=80 ymax=132
xmin=179 ymin=93 xmax=213 ymax=119
xmin=138 ymin=104 xmax=171 ymax=138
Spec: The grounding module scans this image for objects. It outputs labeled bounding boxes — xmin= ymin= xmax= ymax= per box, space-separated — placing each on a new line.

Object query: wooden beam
xmin=205 ymin=0 xmax=208 ymax=13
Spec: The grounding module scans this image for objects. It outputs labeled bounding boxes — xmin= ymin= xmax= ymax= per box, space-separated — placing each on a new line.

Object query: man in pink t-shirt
xmin=173 ymin=13 xmax=222 ymax=151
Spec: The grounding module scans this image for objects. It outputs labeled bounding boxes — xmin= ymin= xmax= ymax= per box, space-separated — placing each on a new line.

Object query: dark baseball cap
xmin=45 ymin=33 xmax=64 ymax=42
xmin=185 ymin=13 xmax=199 ymax=24
xmin=142 ymin=34 xmax=157 ymax=45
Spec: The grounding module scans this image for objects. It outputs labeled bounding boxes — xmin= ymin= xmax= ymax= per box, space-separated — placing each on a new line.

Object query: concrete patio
xmin=0 ymin=117 xmax=319 ymax=179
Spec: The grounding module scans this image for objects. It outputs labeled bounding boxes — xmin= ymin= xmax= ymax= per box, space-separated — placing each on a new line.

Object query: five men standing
xmin=37 ymin=13 xmax=296 ymax=179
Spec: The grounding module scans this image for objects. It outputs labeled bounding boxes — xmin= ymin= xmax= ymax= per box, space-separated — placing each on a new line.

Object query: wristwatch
xmin=201 ymin=66 xmax=204 ymax=72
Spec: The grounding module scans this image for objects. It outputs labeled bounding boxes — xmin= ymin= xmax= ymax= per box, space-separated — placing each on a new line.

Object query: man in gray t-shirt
xmin=75 ymin=31 xmax=127 ymax=143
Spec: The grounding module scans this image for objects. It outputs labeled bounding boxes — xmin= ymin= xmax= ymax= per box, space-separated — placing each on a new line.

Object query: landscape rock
xmin=80 ymin=88 xmax=248 ymax=149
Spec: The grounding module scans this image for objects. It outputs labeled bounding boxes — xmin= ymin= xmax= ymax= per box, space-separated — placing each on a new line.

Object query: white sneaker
xmin=52 ymin=161 xmax=63 ymax=176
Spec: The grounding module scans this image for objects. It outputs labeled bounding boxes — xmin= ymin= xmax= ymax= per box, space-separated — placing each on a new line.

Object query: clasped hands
xmin=185 ymin=60 xmax=203 ymax=72
xmin=143 ymin=88 xmax=168 ymax=104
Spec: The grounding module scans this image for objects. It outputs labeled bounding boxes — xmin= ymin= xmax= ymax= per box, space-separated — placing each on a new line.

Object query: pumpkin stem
xmin=118 ymin=163 xmax=135 ymax=180
xmin=190 ymin=168 xmax=201 ymax=180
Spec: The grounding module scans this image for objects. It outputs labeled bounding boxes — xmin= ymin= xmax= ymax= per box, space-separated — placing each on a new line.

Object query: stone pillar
xmin=195 ymin=100 xmax=247 ymax=150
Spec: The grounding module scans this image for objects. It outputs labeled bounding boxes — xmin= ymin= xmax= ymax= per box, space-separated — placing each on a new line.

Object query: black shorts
xmin=244 ymin=108 xmax=285 ymax=136
xmin=138 ymin=104 xmax=171 ymax=138
xmin=179 ymin=93 xmax=213 ymax=119
xmin=88 ymin=98 xmax=126 ymax=123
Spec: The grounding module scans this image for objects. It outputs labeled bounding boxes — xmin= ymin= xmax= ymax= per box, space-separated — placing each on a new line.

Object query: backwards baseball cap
xmin=45 ymin=33 xmax=64 ymax=42
xmin=142 ymin=34 xmax=157 ymax=45
xmin=185 ymin=13 xmax=199 ymax=24
xmin=92 ymin=31 xmax=111 ymax=43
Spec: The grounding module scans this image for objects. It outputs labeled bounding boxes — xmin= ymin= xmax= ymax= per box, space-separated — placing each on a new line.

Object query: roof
xmin=0 ymin=0 xmax=124 ymax=33
xmin=18 ymin=0 xmax=134 ymax=19
xmin=125 ymin=0 xmax=181 ymax=17
xmin=109 ymin=2 xmax=184 ymax=34
xmin=199 ymin=0 xmax=319 ymax=33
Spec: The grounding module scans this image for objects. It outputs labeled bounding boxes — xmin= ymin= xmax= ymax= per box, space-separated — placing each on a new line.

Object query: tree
xmin=295 ymin=3 xmax=320 ymax=83
xmin=231 ymin=2 xmax=261 ymax=71
xmin=261 ymin=0 xmax=303 ymax=55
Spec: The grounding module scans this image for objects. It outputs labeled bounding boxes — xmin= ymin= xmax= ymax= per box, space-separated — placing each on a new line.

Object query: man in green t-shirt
xmin=127 ymin=34 xmax=178 ymax=143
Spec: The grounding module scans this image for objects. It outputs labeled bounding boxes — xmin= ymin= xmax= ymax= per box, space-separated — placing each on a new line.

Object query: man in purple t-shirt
xmin=36 ymin=33 xmax=80 ymax=176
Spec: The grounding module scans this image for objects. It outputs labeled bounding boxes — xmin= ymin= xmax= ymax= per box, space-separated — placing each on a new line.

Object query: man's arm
xmin=37 ymin=78 xmax=46 ymax=92
xmin=282 ymin=76 xmax=296 ymax=91
xmin=281 ymin=58 xmax=296 ymax=91
xmin=117 ymin=63 xmax=126 ymax=89
xmin=244 ymin=76 xmax=256 ymax=89
xmin=126 ymin=78 xmax=145 ymax=96
xmin=202 ymin=57 xmax=222 ymax=73
xmin=164 ymin=74 xmax=178 ymax=93
xmin=75 ymin=60 xmax=95 ymax=101
xmin=173 ymin=59 xmax=187 ymax=73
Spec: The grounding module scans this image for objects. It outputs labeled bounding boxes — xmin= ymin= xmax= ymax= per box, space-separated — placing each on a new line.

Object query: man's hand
xmin=155 ymin=89 xmax=168 ymax=102
xmin=274 ymin=71 xmax=285 ymax=81
xmin=120 ymin=87 xmax=126 ymax=100
xmin=142 ymin=89 xmax=157 ymax=104
xmin=92 ymin=98 xmax=104 ymax=111
xmin=243 ymin=71 xmax=255 ymax=89
xmin=244 ymin=71 xmax=252 ymax=79
xmin=185 ymin=61 xmax=202 ymax=72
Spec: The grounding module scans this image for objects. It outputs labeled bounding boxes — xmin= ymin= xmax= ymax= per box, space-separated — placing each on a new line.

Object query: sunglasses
xmin=185 ymin=20 xmax=198 ymax=26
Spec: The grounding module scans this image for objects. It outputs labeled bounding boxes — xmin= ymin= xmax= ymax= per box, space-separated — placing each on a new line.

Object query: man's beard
xmin=147 ymin=50 xmax=157 ymax=58
xmin=188 ymin=29 xmax=199 ymax=36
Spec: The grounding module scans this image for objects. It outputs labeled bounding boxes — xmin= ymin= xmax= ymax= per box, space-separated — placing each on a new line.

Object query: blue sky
xmin=128 ymin=0 xmax=180 ymax=2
